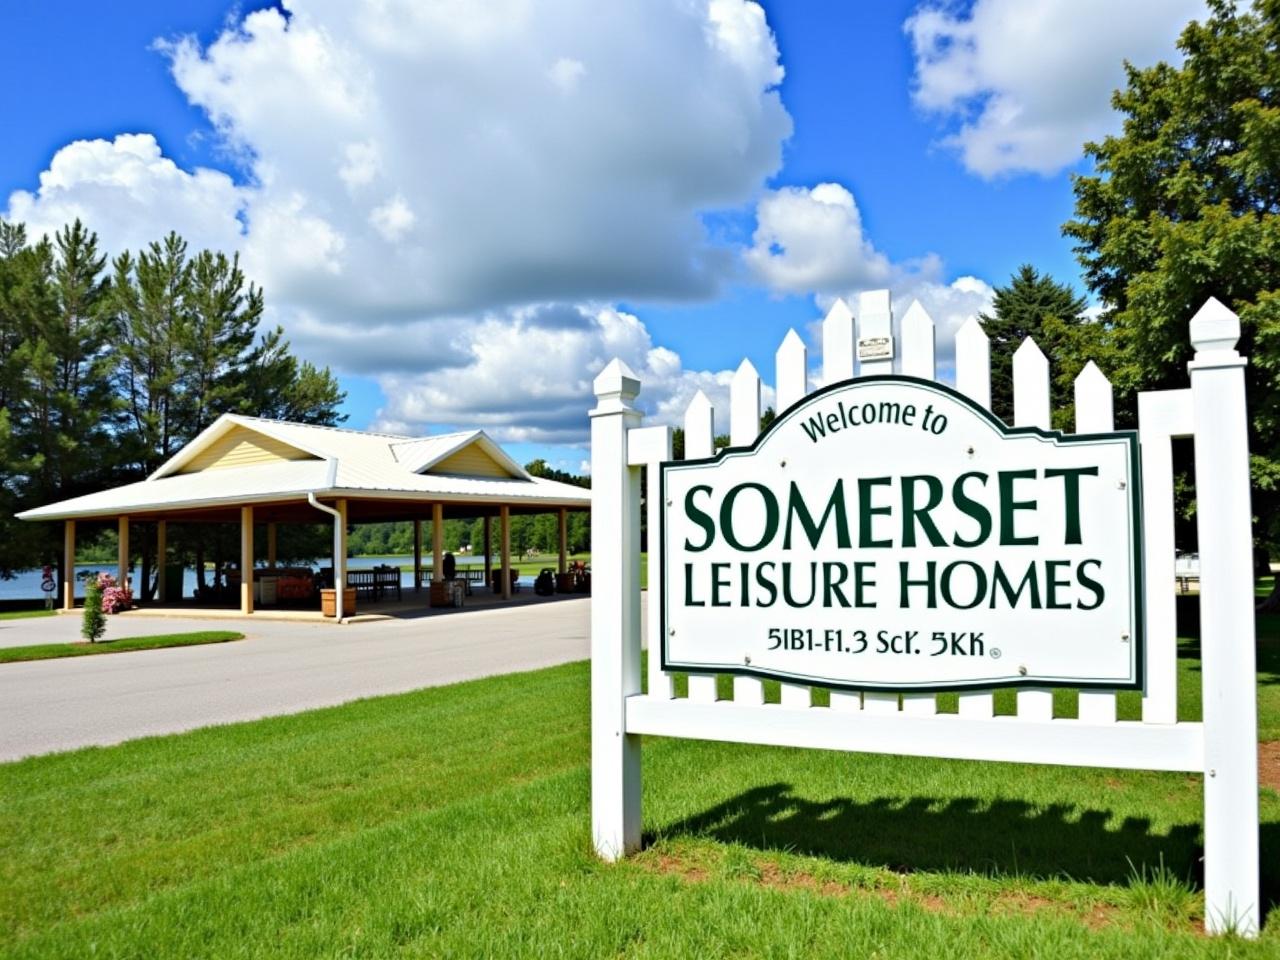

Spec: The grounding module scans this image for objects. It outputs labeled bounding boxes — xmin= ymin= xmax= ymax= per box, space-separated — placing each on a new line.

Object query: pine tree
xmin=978 ymin=265 xmax=1089 ymax=425
xmin=81 ymin=577 xmax=106 ymax=643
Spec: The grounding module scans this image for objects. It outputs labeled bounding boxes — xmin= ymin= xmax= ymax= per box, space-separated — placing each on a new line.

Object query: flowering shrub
xmin=95 ymin=572 xmax=134 ymax=614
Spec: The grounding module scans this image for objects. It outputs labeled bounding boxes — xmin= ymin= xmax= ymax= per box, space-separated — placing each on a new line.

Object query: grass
xmin=0 ymin=631 xmax=243 ymax=664
xmin=0 ymin=609 xmax=55 ymax=622
xmin=0 ymin=619 xmax=1276 ymax=956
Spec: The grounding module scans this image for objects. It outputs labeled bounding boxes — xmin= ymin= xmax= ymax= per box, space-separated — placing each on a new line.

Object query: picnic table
xmin=347 ymin=567 xmax=402 ymax=602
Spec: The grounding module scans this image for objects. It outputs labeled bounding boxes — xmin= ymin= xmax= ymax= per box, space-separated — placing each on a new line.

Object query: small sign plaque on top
xmin=857 ymin=336 xmax=893 ymax=362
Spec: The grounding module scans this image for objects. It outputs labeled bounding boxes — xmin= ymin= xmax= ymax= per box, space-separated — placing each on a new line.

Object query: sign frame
xmin=658 ymin=373 xmax=1145 ymax=693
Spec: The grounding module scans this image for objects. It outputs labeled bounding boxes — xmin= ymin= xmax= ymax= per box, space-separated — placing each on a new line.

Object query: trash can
xmin=164 ymin=564 xmax=184 ymax=601
xmin=257 ymin=576 xmax=278 ymax=606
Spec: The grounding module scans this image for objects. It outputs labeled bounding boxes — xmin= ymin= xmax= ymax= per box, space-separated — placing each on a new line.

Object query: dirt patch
xmin=1259 ymin=741 xmax=1280 ymax=793
xmin=639 ymin=849 xmax=1122 ymax=929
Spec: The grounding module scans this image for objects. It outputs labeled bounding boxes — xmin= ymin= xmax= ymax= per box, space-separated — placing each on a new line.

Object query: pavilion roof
xmin=17 ymin=414 xmax=590 ymax=521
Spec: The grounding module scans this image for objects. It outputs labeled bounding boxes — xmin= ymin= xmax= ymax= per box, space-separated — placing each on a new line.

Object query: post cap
xmin=1189 ymin=296 xmax=1240 ymax=355
xmin=593 ymin=358 xmax=641 ymax=400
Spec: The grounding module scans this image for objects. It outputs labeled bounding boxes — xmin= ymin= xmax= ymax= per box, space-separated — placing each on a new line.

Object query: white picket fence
xmin=589 ymin=291 xmax=1260 ymax=936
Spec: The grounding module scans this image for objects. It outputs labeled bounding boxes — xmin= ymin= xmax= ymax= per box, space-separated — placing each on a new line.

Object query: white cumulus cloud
xmin=746 ymin=182 xmax=995 ymax=373
xmin=905 ymin=0 xmax=1207 ymax=177
xmin=5 ymin=134 xmax=247 ymax=256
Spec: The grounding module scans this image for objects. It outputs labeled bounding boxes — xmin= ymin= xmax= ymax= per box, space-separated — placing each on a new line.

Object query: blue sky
xmin=0 ymin=0 xmax=1205 ymax=471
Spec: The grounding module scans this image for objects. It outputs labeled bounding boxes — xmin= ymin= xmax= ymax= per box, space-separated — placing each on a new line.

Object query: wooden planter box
xmin=320 ymin=588 xmax=356 ymax=618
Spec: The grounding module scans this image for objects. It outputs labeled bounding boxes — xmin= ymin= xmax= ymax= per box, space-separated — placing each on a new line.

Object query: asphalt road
xmin=0 ymin=597 xmax=591 ymax=761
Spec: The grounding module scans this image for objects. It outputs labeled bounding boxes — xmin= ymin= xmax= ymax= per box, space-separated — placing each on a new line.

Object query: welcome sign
xmin=659 ymin=376 xmax=1143 ymax=691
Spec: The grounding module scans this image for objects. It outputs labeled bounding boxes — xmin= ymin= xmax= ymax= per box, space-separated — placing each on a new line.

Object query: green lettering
xmin=684 ymin=485 xmax=716 ymax=552
xmin=784 ymin=479 xmax=851 ymax=549
xmin=951 ymin=472 xmax=992 ymax=547
xmin=720 ymin=482 xmax=780 ymax=552
xmin=858 ymin=476 xmax=893 ymax=547
xmin=900 ymin=474 xmax=946 ymax=547
xmin=1045 ymin=466 xmax=1099 ymax=545
xmin=998 ymin=469 xmax=1038 ymax=546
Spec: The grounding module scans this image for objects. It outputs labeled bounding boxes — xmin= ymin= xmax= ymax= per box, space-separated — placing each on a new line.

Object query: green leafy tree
xmin=977 ymin=265 xmax=1090 ymax=426
xmin=1063 ymin=0 xmax=1280 ymax=603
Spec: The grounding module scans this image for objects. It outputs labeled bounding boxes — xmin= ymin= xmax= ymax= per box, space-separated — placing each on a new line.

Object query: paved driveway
xmin=0 ymin=598 xmax=591 ymax=761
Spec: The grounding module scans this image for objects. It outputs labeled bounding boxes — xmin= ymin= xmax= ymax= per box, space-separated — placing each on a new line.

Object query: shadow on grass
xmin=656 ymin=783 xmax=1280 ymax=920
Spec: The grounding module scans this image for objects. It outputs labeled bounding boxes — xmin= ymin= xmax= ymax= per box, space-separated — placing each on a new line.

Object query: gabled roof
xmin=18 ymin=414 xmax=589 ymax=521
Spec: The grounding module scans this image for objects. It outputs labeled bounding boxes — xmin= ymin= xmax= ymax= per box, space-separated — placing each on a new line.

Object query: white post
xmin=1188 ymin=298 xmax=1259 ymax=936
xmin=335 ymin=499 xmax=347 ymax=620
xmin=590 ymin=358 xmax=643 ymax=860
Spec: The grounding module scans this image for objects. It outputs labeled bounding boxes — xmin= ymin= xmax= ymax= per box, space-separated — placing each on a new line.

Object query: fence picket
xmin=776 ymin=331 xmax=812 ymax=708
xmin=1012 ymin=338 xmax=1055 ymax=722
xmin=684 ymin=391 xmax=719 ymax=703
xmin=822 ymin=298 xmax=855 ymax=384
xmin=858 ymin=291 xmax=900 ymax=712
xmin=952 ymin=317 xmax=995 ymax=718
xmin=824 ymin=300 xmax=861 ymax=711
xmin=730 ymin=361 xmax=765 ymax=706
xmin=899 ymin=299 xmax=938 ymax=715
xmin=900 ymin=300 xmax=936 ymax=380
xmin=1075 ymin=361 xmax=1118 ymax=724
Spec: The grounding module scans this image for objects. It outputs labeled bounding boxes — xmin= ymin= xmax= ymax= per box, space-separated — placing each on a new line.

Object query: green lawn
xmin=0 ymin=631 xmax=243 ymax=664
xmin=0 ymin=622 xmax=1276 ymax=956
xmin=0 ymin=609 xmax=55 ymax=622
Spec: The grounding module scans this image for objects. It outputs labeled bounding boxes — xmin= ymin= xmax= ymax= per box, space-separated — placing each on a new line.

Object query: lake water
xmin=0 ymin=553 xmax=534 ymax=601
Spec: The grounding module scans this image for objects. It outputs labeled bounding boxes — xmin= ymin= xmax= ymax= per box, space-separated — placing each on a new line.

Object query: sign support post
xmin=1188 ymin=299 xmax=1259 ymax=935
xmin=589 ymin=359 xmax=643 ymax=860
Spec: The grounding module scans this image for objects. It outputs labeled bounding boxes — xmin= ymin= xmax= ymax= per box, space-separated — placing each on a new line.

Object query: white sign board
xmin=660 ymin=377 xmax=1143 ymax=691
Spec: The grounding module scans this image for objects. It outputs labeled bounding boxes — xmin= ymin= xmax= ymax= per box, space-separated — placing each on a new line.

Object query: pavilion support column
xmin=240 ymin=506 xmax=254 ymax=615
xmin=484 ymin=516 xmax=492 ymax=589
xmin=501 ymin=505 xmax=512 ymax=600
xmin=335 ymin=499 xmax=348 ymax=621
xmin=156 ymin=521 xmax=168 ymax=603
xmin=63 ymin=520 xmax=75 ymax=611
xmin=413 ymin=519 xmax=423 ymax=593
xmin=117 ymin=516 xmax=130 ymax=593
xmin=558 ymin=508 xmax=568 ymax=574
xmin=432 ymin=503 xmax=444 ymax=582
xmin=267 ymin=522 xmax=277 ymax=568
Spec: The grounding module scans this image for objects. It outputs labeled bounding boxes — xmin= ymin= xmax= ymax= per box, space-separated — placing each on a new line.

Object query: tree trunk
xmin=1258 ymin=563 xmax=1280 ymax=612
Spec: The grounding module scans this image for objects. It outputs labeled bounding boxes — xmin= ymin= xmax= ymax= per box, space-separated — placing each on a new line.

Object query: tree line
xmin=0 ymin=218 xmax=346 ymax=593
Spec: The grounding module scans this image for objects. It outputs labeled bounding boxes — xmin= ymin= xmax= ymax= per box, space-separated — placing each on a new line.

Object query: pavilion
xmin=17 ymin=414 xmax=592 ymax=619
